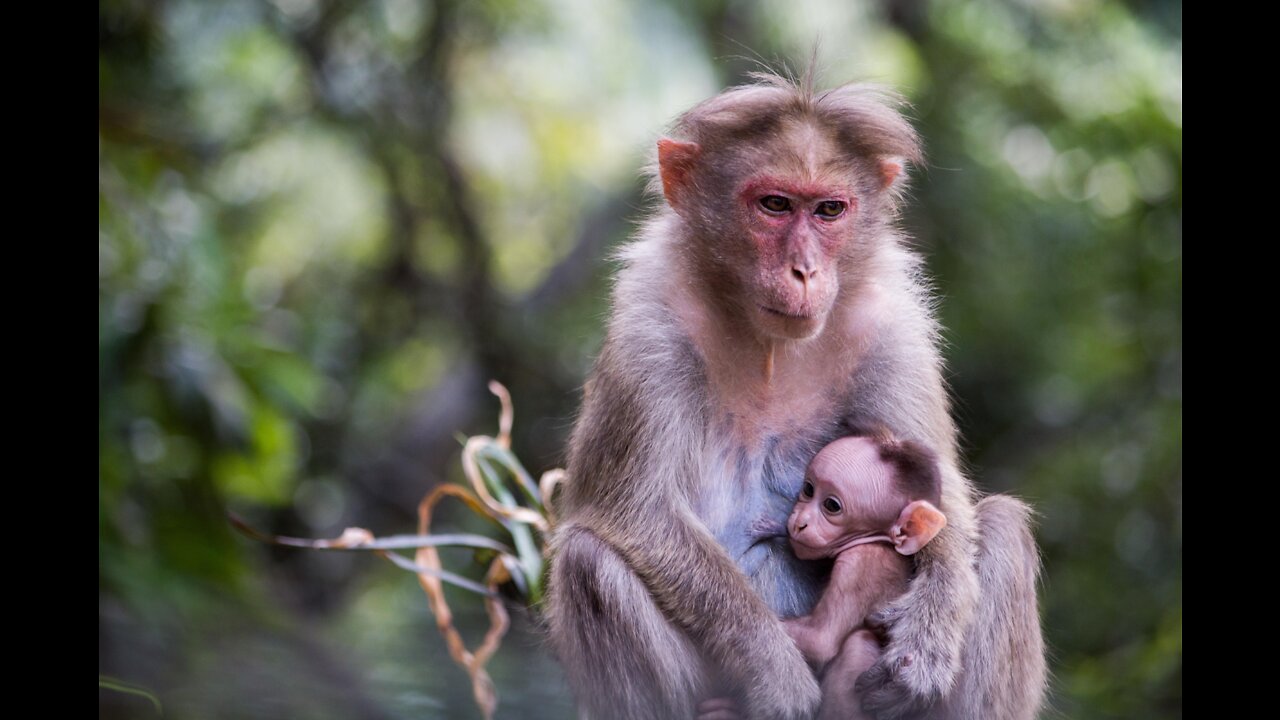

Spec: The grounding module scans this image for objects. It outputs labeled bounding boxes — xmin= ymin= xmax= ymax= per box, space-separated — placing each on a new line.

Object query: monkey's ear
xmin=890 ymin=500 xmax=947 ymax=556
xmin=657 ymin=138 xmax=701 ymax=210
xmin=877 ymin=158 xmax=904 ymax=191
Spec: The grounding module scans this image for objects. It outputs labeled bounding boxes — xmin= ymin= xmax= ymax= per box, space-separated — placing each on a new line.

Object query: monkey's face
xmin=734 ymin=171 xmax=857 ymax=341
xmin=789 ymin=437 xmax=894 ymax=559
xmin=788 ymin=474 xmax=851 ymax=559
xmin=704 ymin=121 xmax=871 ymax=343
xmin=658 ymin=120 xmax=891 ymax=343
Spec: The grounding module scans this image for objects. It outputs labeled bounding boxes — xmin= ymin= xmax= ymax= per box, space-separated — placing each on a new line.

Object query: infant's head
xmin=788 ymin=434 xmax=947 ymax=560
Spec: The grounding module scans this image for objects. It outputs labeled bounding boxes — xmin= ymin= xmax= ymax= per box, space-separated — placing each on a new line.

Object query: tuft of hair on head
xmin=646 ymin=69 xmax=923 ymax=206
xmin=871 ymin=431 xmax=943 ymax=507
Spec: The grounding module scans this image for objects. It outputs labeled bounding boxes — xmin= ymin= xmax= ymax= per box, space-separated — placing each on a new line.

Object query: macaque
xmin=697 ymin=433 xmax=947 ymax=720
xmin=784 ymin=434 xmax=947 ymax=720
xmin=545 ymin=72 xmax=1046 ymax=720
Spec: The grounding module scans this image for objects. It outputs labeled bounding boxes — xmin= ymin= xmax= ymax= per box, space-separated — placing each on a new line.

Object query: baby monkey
xmin=786 ymin=433 xmax=947 ymax=720
xmin=699 ymin=434 xmax=947 ymax=720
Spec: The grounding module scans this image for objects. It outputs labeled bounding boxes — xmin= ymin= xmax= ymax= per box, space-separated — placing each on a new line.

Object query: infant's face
xmin=787 ymin=472 xmax=847 ymax=559
xmin=788 ymin=437 xmax=890 ymax=559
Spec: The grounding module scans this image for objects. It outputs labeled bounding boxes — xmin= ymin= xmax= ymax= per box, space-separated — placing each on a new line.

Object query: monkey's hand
xmin=854 ymin=602 xmax=935 ymax=719
xmin=855 ymin=533 xmax=979 ymax=719
xmin=742 ymin=633 xmax=822 ymax=720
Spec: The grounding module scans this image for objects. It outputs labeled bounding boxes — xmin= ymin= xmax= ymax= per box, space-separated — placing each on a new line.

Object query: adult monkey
xmin=545 ymin=73 xmax=1045 ymax=720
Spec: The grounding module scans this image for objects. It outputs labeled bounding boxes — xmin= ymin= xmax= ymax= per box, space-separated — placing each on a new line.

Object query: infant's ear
xmin=890 ymin=500 xmax=947 ymax=556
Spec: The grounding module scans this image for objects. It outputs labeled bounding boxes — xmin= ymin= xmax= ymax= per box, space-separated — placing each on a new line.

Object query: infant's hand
xmin=696 ymin=696 xmax=741 ymax=720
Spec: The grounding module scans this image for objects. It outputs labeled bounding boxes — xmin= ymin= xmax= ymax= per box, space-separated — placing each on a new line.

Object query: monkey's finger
xmin=697 ymin=697 xmax=739 ymax=712
xmin=697 ymin=697 xmax=742 ymax=720
xmin=863 ymin=607 xmax=901 ymax=642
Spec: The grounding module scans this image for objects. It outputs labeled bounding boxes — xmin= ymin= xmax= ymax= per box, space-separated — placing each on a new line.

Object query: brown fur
xmin=876 ymin=434 xmax=944 ymax=509
xmin=545 ymin=73 xmax=1046 ymax=720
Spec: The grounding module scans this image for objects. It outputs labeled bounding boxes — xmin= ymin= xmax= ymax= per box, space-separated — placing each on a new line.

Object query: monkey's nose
xmin=795 ymin=522 xmax=808 ymax=533
xmin=790 ymin=265 xmax=817 ymax=288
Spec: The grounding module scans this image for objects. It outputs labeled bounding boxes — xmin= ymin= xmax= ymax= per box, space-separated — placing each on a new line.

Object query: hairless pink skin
xmin=789 ymin=436 xmax=896 ymax=558
xmin=732 ymin=173 xmax=861 ymax=340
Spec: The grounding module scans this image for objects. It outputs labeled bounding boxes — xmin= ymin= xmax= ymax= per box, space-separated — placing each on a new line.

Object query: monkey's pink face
xmin=789 ymin=437 xmax=892 ymax=558
xmin=787 ymin=475 xmax=853 ymax=559
xmin=737 ymin=175 xmax=857 ymax=341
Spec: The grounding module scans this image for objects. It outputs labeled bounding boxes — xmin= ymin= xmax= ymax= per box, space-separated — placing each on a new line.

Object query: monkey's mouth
xmin=760 ymin=305 xmax=815 ymax=321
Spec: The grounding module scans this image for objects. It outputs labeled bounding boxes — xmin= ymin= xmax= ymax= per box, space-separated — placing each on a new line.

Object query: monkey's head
xmin=654 ymin=78 xmax=922 ymax=341
xmin=788 ymin=434 xmax=946 ymax=560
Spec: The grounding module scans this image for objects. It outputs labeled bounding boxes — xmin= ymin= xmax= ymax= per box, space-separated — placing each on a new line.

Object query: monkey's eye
xmin=821 ymin=497 xmax=842 ymax=514
xmin=814 ymin=201 xmax=846 ymax=219
xmin=760 ymin=195 xmax=792 ymax=214
xmin=801 ymin=481 xmax=815 ymax=499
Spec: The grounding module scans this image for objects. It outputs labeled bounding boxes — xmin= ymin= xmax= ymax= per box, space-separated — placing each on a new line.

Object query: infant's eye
xmin=822 ymin=497 xmax=842 ymax=514
xmin=801 ymin=481 xmax=815 ymax=499
xmin=814 ymin=200 xmax=846 ymax=219
xmin=760 ymin=195 xmax=792 ymax=214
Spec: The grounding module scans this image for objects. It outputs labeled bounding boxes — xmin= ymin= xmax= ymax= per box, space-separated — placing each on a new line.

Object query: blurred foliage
xmin=230 ymin=382 xmax=560 ymax=720
xmin=99 ymin=0 xmax=1181 ymax=718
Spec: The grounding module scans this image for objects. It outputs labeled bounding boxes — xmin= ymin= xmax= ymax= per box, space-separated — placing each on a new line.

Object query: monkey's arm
xmin=560 ymin=357 xmax=820 ymax=720
xmin=782 ymin=615 xmax=842 ymax=670
xmin=591 ymin=503 xmax=820 ymax=719
xmin=783 ymin=544 xmax=910 ymax=670
xmin=845 ymin=327 xmax=984 ymax=716
xmin=818 ymin=630 xmax=882 ymax=720
xmin=855 ymin=502 xmax=979 ymax=715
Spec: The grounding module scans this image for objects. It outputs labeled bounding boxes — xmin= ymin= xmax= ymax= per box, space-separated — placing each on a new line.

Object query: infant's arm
xmin=783 ymin=543 xmax=910 ymax=670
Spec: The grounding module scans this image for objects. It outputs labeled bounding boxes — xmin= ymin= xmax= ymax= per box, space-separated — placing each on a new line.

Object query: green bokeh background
xmin=99 ymin=0 xmax=1182 ymax=717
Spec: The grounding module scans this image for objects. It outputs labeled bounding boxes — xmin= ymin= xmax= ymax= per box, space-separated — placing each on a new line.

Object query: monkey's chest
xmin=697 ymin=425 xmax=842 ymax=617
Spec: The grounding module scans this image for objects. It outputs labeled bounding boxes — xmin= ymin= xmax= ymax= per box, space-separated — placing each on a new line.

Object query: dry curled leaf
xmin=229 ymin=381 xmax=559 ymax=720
